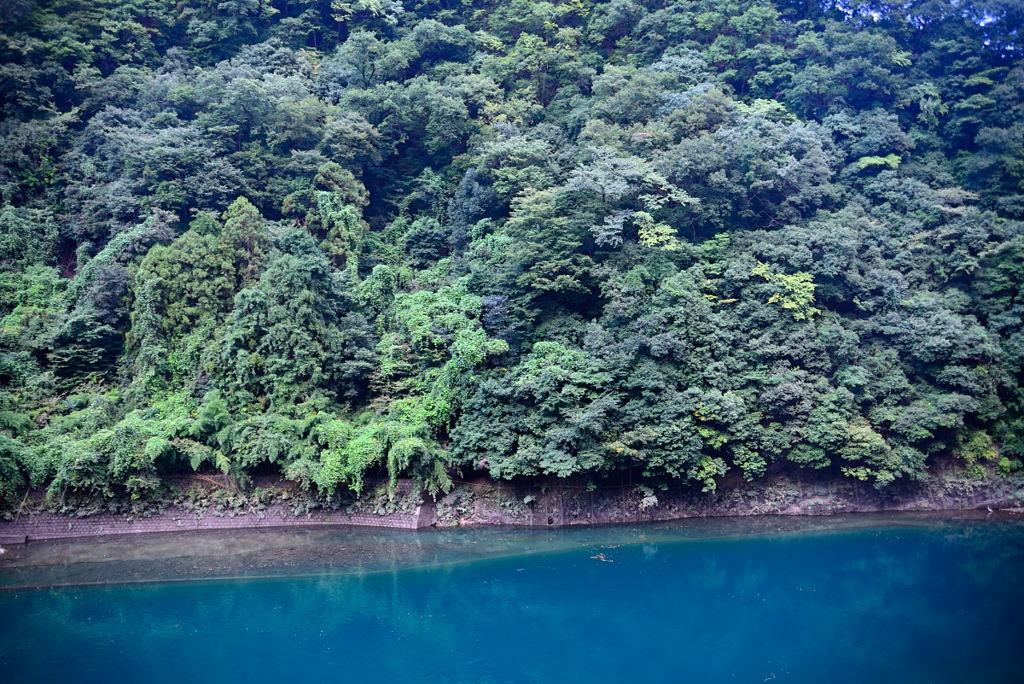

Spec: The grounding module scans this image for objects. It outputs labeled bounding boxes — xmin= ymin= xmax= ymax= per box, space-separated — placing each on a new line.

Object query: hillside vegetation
xmin=1 ymin=0 xmax=1022 ymax=508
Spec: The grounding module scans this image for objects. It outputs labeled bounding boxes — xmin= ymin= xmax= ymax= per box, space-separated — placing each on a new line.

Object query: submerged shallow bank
xmin=2 ymin=463 xmax=1023 ymax=544
xmin=0 ymin=510 xmax=1020 ymax=591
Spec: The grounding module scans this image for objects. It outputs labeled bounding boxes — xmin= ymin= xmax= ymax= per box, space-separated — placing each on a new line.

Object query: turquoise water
xmin=2 ymin=515 xmax=1023 ymax=683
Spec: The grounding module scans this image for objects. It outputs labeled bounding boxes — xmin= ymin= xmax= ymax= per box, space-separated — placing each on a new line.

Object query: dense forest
xmin=0 ymin=0 xmax=1022 ymax=509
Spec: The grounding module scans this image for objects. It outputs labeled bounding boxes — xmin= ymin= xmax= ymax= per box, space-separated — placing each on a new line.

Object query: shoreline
xmin=2 ymin=465 xmax=1022 ymax=544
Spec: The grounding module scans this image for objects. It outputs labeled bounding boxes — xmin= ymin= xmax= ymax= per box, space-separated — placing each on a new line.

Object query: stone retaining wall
xmin=0 ymin=501 xmax=437 ymax=544
xmin=438 ymin=465 xmax=1024 ymax=527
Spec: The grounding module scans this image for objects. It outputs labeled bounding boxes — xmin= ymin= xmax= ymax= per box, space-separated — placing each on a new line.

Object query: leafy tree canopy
xmin=1 ymin=0 xmax=1022 ymax=506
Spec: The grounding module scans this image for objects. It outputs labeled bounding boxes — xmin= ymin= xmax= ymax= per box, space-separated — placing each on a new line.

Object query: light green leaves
xmin=854 ymin=154 xmax=901 ymax=171
xmin=634 ymin=211 xmax=682 ymax=251
xmin=751 ymin=261 xmax=820 ymax=320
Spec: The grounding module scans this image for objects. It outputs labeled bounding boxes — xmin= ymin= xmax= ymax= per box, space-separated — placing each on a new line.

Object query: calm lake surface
xmin=1 ymin=513 xmax=1022 ymax=683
